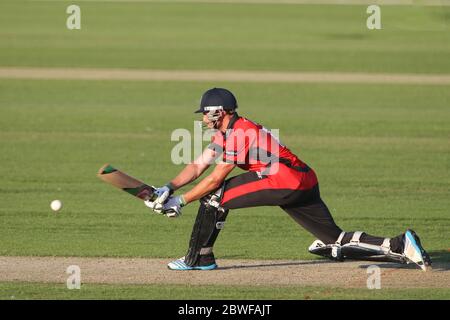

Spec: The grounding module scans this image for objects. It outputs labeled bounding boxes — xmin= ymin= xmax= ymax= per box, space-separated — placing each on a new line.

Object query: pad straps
xmin=335 ymin=231 xmax=346 ymax=246
xmin=381 ymin=238 xmax=391 ymax=251
xmin=351 ymin=231 xmax=363 ymax=243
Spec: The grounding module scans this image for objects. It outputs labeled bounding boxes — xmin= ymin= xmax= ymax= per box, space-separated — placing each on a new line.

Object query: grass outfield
xmin=0 ymin=1 xmax=449 ymax=73
xmin=0 ymin=80 xmax=448 ymax=260
xmin=1 ymin=282 xmax=450 ymax=300
xmin=1 ymin=0 xmax=449 ymax=300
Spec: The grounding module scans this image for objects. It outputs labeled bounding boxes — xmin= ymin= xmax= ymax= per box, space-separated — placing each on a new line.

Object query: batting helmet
xmin=194 ymin=88 xmax=238 ymax=113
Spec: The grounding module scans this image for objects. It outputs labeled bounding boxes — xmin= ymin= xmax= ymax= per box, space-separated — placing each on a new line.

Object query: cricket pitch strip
xmin=0 ymin=256 xmax=448 ymax=289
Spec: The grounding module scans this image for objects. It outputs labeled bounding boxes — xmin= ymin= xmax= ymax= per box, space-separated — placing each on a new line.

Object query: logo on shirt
xmin=225 ymin=150 xmax=238 ymax=156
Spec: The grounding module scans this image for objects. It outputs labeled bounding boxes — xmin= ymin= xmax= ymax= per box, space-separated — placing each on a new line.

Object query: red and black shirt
xmin=208 ymin=114 xmax=315 ymax=178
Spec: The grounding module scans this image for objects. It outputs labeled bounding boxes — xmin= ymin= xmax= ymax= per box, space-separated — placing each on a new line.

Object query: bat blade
xmin=97 ymin=164 xmax=156 ymax=201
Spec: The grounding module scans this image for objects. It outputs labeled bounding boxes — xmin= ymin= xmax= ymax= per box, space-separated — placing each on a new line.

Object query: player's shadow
xmin=425 ymin=250 xmax=450 ymax=271
xmin=218 ymin=251 xmax=450 ymax=271
xmin=358 ymin=262 xmax=424 ymax=271
xmin=357 ymin=250 xmax=450 ymax=272
xmin=217 ymin=259 xmax=337 ymax=270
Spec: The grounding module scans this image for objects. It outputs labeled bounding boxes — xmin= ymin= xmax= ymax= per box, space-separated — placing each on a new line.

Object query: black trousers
xmin=221 ymin=177 xmax=404 ymax=253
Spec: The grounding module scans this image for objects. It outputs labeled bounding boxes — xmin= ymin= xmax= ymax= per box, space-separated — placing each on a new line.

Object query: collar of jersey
xmin=224 ymin=113 xmax=240 ymax=139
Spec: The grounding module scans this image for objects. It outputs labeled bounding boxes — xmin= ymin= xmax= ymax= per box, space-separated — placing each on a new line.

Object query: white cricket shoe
xmin=167 ymin=256 xmax=218 ymax=271
xmin=403 ymin=229 xmax=432 ymax=271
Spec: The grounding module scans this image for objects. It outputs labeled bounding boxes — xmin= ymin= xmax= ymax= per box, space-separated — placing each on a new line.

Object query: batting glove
xmin=145 ymin=195 xmax=186 ymax=217
xmin=144 ymin=198 xmax=164 ymax=214
xmin=145 ymin=183 xmax=174 ymax=212
xmin=162 ymin=195 xmax=186 ymax=218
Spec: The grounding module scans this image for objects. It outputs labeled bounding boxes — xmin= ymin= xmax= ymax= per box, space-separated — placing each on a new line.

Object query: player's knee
xmin=200 ymin=184 xmax=226 ymax=210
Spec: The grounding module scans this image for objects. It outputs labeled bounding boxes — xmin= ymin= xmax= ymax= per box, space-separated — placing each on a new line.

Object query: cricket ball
xmin=50 ymin=200 xmax=63 ymax=212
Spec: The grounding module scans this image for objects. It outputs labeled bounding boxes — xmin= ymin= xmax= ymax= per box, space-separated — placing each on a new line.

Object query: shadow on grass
xmin=429 ymin=250 xmax=450 ymax=263
xmin=427 ymin=250 xmax=450 ymax=271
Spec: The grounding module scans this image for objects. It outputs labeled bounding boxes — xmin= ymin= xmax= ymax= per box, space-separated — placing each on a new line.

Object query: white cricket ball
xmin=50 ymin=200 xmax=62 ymax=212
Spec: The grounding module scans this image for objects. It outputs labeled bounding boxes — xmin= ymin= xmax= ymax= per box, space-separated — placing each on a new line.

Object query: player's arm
xmin=147 ymin=143 xmax=222 ymax=214
xmin=182 ymin=162 xmax=235 ymax=205
xmin=169 ymin=147 xmax=218 ymax=191
xmin=148 ymin=160 xmax=234 ymax=218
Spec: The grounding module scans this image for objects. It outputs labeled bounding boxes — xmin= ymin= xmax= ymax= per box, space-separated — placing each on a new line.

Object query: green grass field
xmin=0 ymin=0 xmax=449 ymax=300
xmin=1 ymin=282 xmax=450 ymax=300
xmin=1 ymin=1 xmax=450 ymax=73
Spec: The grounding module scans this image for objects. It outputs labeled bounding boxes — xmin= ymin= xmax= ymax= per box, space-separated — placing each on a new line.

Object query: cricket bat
xmin=97 ymin=164 xmax=157 ymax=201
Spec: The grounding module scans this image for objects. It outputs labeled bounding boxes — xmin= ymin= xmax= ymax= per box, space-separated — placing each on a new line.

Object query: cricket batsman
xmin=145 ymin=88 xmax=432 ymax=271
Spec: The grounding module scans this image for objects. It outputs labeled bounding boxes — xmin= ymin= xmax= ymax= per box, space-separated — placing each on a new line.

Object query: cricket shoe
xmin=403 ymin=229 xmax=432 ymax=271
xmin=167 ymin=256 xmax=218 ymax=271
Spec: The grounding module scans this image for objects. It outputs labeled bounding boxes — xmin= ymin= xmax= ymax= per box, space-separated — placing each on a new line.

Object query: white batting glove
xmin=144 ymin=198 xmax=164 ymax=214
xmin=145 ymin=195 xmax=186 ymax=217
xmin=145 ymin=184 xmax=174 ymax=213
xmin=155 ymin=185 xmax=173 ymax=203
xmin=162 ymin=195 xmax=186 ymax=218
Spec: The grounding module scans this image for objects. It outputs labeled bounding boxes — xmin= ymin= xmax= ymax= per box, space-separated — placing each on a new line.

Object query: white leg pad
xmin=309 ymin=231 xmax=406 ymax=263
